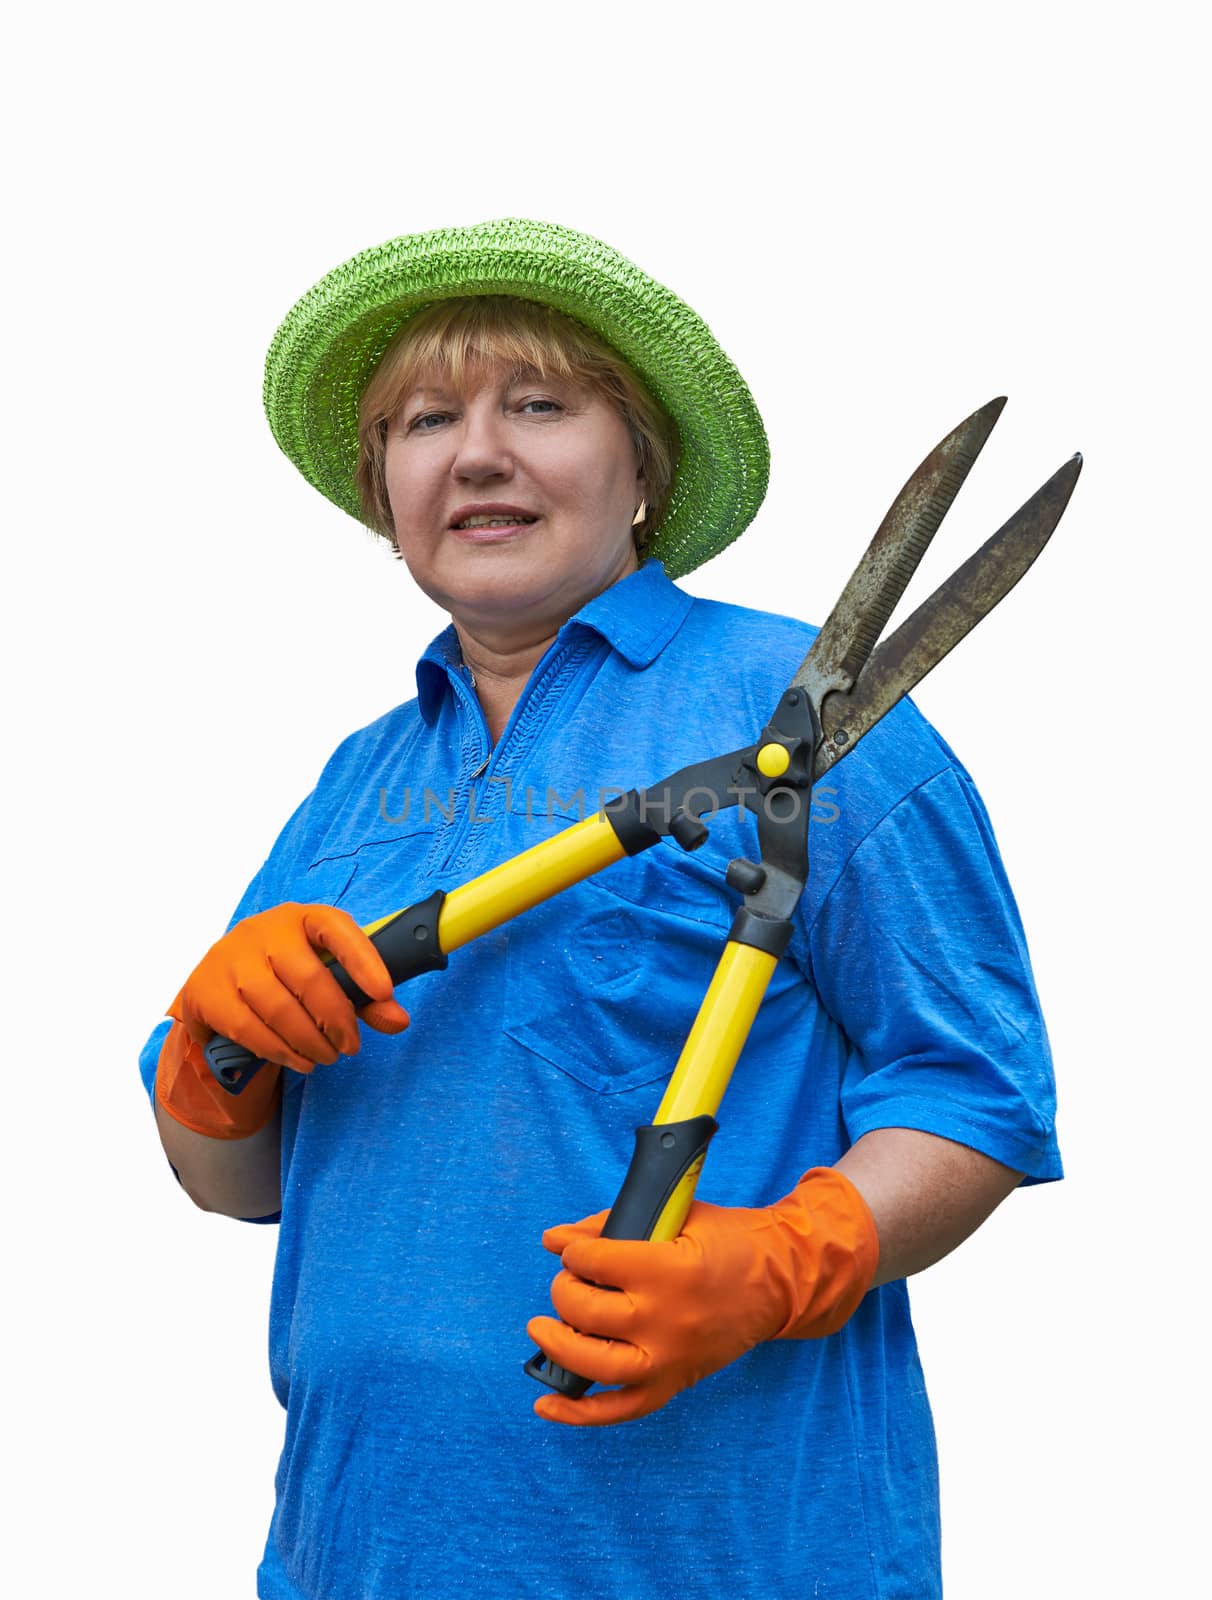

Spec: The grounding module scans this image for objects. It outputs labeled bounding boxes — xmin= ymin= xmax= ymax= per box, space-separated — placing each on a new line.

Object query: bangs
xmin=364 ymin=297 xmax=628 ymax=416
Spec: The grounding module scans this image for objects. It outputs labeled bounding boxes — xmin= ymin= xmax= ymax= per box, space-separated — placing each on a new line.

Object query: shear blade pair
xmin=800 ymin=396 xmax=1080 ymax=773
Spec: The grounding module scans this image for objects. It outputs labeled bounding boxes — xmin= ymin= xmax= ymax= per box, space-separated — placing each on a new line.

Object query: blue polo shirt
xmin=140 ymin=561 xmax=1060 ymax=1600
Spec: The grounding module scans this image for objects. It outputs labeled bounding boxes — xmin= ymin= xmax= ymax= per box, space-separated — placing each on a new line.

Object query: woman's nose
xmin=451 ymin=399 xmax=512 ymax=482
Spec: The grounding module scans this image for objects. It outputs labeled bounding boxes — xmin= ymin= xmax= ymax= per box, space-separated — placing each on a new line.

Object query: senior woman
xmin=142 ymin=220 xmax=1060 ymax=1600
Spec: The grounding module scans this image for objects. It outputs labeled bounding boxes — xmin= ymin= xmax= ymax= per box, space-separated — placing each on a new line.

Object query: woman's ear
xmin=632 ymin=460 xmax=649 ymax=527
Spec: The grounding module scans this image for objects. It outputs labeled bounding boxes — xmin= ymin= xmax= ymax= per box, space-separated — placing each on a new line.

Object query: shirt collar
xmin=413 ymin=561 xmax=693 ymax=725
xmin=415 ymin=625 xmax=463 ymax=726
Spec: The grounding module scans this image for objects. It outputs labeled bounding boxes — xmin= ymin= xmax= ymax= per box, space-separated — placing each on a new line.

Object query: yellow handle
xmin=654 ymin=940 xmax=779 ymax=1126
xmin=649 ymin=1152 xmax=712 ymax=1242
xmin=362 ymin=813 xmax=627 ymax=952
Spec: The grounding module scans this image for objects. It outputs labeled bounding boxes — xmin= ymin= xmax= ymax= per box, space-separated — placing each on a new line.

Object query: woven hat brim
xmin=264 ymin=220 xmax=769 ymax=579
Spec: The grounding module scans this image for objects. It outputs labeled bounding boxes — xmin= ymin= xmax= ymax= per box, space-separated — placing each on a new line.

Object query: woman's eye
xmin=519 ymin=398 xmax=561 ymax=415
xmin=409 ymin=411 xmax=450 ymax=432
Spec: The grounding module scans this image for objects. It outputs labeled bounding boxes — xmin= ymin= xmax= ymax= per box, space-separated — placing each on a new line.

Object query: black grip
xmin=204 ymin=890 xmax=448 ymax=1093
xmin=524 ymin=1113 xmax=719 ymax=1398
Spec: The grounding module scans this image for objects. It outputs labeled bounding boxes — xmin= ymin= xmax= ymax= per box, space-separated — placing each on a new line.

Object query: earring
xmin=631 ymin=499 xmax=648 ymax=528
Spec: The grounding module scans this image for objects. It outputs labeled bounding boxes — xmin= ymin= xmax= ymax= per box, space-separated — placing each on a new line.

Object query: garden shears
xmin=204 ymin=396 xmax=1081 ymax=1398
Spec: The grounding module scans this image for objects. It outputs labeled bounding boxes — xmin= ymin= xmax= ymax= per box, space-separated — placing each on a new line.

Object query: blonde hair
xmin=356 ymin=296 xmax=679 ymax=558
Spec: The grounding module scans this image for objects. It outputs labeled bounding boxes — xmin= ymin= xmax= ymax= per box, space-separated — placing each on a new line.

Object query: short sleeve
xmin=809 ymin=766 xmax=1062 ymax=1184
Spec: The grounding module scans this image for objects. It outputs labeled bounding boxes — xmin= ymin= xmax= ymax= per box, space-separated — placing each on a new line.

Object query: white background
xmin=5 ymin=2 xmax=1206 ymax=1595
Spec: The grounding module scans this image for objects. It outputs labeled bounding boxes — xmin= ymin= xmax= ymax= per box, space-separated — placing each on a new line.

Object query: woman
xmin=143 ymin=219 xmax=1060 ymax=1599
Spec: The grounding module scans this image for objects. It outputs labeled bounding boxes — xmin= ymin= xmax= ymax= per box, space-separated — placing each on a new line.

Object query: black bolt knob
xmin=669 ymin=809 xmax=710 ymax=851
xmin=726 ymin=857 xmax=767 ymax=894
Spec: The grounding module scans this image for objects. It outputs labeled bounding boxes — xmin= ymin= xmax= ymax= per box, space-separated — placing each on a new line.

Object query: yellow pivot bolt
xmin=756 ymin=742 xmax=791 ymax=778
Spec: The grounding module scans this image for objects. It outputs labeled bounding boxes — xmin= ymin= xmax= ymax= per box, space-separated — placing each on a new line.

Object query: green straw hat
xmin=264 ymin=218 xmax=769 ymax=578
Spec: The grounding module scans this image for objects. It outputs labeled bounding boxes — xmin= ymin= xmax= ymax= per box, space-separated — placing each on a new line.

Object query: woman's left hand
xmin=528 ymin=1168 xmax=879 ymax=1426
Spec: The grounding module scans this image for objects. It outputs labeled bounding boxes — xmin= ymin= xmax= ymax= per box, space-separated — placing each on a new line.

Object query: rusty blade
xmin=814 ymin=453 xmax=1082 ymax=775
xmin=794 ymin=396 xmax=1007 ymax=704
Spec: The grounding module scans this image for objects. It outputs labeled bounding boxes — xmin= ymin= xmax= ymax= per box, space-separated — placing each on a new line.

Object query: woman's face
xmin=383 ymin=359 xmax=643 ymax=641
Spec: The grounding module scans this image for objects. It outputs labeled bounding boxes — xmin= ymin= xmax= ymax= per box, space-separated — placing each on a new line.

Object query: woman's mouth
xmin=449 ymin=512 xmax=540 ymax=543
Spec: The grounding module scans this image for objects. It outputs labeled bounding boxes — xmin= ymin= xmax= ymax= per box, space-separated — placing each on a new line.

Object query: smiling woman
xmin=356 ymin=295 xmax=679 ymax=556
xmin=353 ymin=298 xmax=687 ymax=739
xmin=142 ymin=218 xmax=1060 ymax=1600
xmin=380 ymin=348 xmax=647 ymax=673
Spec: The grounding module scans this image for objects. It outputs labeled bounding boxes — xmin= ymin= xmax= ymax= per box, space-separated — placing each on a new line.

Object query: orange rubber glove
xmin=156 ymin=902 xmax=410 ymax=1140
xmin=528 ymin=1166 xmax=879 ymax=1426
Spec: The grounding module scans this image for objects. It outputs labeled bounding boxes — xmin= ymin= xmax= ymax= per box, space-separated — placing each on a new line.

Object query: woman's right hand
xmin=169 ymin=902 xmax=411 ymax=1073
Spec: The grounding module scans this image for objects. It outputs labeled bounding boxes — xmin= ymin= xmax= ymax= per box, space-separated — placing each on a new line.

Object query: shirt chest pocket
xmin=501 ymin=844 xmax=735 ymax=1096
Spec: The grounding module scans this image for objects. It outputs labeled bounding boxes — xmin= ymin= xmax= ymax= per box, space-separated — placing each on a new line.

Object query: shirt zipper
xmin=436 ymin=638 xmax=590 ymax=876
